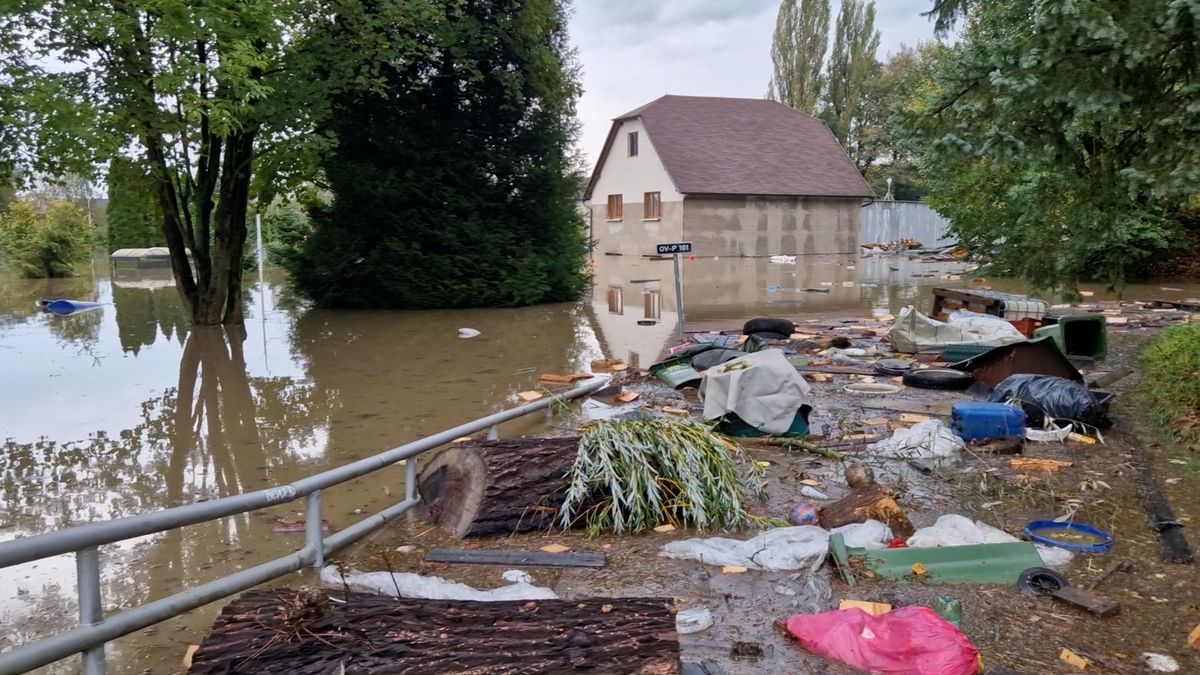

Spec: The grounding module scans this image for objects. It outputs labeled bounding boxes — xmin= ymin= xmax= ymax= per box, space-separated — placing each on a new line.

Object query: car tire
xmin=901 ymin=368 xmax=974 ymax=390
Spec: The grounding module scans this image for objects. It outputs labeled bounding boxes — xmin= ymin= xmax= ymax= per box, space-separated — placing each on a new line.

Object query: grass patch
xmin=558 ymin=419 xmax=776 ymax=536
xmin=1139 ymin=320 xmax=1200 ymax=451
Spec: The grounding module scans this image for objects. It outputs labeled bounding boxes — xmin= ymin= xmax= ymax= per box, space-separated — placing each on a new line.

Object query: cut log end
xmin=418 ymin=437 xmax=581 ymax=538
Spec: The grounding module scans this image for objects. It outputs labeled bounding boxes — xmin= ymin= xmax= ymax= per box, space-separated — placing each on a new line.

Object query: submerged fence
xmin=0 ymin=377 xmax=610 ymax=675
xmin=861 ymin=200 xmax=955 ymax=248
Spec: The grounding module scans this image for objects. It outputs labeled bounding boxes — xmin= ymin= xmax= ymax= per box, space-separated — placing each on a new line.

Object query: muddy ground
xmin=330 ymin=330 xmax=1198 ymax=675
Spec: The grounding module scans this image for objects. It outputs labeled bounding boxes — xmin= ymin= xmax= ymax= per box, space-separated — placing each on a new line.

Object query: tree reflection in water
xmin=0 ymin=325 xmax=332 ymax=663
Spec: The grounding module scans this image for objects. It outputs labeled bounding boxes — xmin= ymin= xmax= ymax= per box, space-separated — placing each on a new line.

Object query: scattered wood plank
xmin=539 ymin=373 xmax=593 ymax=384
xmin=1010 ymin=457 xmax=1073 ymax=472
xmin=1051 ymin=586 xmax=1120 ymax=618
xmin=187 ymin=589 xmax=680 ymax=675
xmin=795 ymin=365 xmax=876 ymax=376
xmin=1085 ymin=560 xmax=1132 ymax=590
xmin=838 ymin=599 xmax=891 ymax=615
xmin=1087 ymin=368 xmax=1133 ymax=389
xmin=1059 ymin=647 xmax=1093 ymax=670
xmin=426 ymin=548 xmax=606 ymax=568
xmin=540 ymin=543 xmax=571 ymax=554
xmin=516 ymin=390 xmax=543 ymax=402
xmin=857 ymin=399 xmax=953 ymax=416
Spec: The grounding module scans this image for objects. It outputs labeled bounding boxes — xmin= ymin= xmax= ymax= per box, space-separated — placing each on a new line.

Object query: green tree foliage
xmin=0 ymin=1 xmax=433 ymax=323
xmin=0 ymin=200 xmax=92 ymax=278
xmin=106 ymin=157 xmax=164 ymax=252
xmin=287 ymin=0 xmax=588 ymax=309
xmin=263 ymin=196 xmax=314 ymax=268
xmin=822 ymin=0 xmax=880 ymax=165
xmin=767 ymin=0 xmax=832 ymax=114
xmin=903 ymin=1 xmax=1199 ymax=292
xmin=861 ymin=44 xmax=944 ymax=198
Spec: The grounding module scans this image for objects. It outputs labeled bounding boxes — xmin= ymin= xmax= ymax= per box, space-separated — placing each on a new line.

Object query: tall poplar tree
xmin=822 ymin=0 xmax=881 ymax=153
xmin=767 ymin=0 xmax=832 ymax=114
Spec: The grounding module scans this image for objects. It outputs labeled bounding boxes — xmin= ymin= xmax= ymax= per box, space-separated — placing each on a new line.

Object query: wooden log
xmin=418 ymin=437 xmax=580 ymax=538
xmin=818 ymin=482 xmax=915 ymax=539
xmin=425 ymin=548 xmax=606 ymax=568
xmin=188 ymin=589 xmax=680 ymax=675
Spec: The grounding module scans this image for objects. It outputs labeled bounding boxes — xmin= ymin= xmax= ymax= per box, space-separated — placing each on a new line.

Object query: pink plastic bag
xmin=783 ymin=606 xmax=980 ymax=675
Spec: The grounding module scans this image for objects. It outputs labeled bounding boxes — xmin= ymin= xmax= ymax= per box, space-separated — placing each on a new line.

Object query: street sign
xmin=653 ymin=242 xmax=693 ymax=339
xmin=655 ymin=242 xmax=693 ymax=255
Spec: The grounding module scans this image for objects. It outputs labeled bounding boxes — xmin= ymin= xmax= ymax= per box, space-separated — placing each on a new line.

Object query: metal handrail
xmin=0 ymin=377 xmax=608 ymax=675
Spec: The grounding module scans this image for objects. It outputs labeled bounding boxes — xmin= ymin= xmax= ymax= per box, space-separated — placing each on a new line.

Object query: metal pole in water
xmin=76 ymin=548 xmax=106 ymax=675
xmin=672 ymin=253 xmax=685 ymax=340
xmin=255 ymin=213 xmax=265 ymax=283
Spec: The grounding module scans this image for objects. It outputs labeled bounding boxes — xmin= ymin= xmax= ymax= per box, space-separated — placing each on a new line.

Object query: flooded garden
xmin=1 ymin=252 xmax=1198 ymax=673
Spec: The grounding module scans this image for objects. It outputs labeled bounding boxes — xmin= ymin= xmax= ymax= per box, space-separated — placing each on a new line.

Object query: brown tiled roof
xmin=585 ymin=95 xmax=873 ymax=199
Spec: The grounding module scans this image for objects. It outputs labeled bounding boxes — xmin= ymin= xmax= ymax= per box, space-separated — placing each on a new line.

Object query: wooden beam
xmin=426 ymin=549 xmax=607 ymax=568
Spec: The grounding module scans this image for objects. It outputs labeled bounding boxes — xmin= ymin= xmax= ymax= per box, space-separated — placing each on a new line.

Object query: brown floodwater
xmin=1 ymin=253 xmax=1196 ymax=674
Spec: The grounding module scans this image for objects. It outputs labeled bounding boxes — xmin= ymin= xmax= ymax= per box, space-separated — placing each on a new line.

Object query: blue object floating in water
xmin=766 ymin=285 xmax=781 ymax=293
xmin=1022 ymin=520 xmax=1114 ymax=554
xmin=37 ymin=299 xmax=105 ymax=316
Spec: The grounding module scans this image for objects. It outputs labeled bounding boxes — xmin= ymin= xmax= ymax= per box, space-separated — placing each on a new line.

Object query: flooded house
xmin=581 ymin=94 xmax=874 ymax=258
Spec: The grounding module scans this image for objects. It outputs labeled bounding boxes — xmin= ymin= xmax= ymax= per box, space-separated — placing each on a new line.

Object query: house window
xmin=606 ymin=194 xmax=623 ymax=220
xmin=628 ymin=131 xmax=639 ymax=156
xmin=643 ymin=191 xmax=661 ymax=220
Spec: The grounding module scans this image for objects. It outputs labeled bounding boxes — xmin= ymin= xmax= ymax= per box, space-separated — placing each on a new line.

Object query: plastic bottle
xmin=933 ymin=596 xmax=962 ymax=626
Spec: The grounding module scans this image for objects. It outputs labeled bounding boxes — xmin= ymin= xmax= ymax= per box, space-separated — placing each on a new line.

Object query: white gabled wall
xmin=589 ymin=118 xmax=683 ymax=207
xmin=587 ymin=118 xmax=684 ymax=256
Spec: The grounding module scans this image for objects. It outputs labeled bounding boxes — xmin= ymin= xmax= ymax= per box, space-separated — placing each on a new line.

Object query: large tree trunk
xmin=188 ymin=589 xmax=680 ymax=675
xmin=418 ymin=437 xmax=580 ymax=538
xmin=145 ymin=129 xmax=255 ymax=326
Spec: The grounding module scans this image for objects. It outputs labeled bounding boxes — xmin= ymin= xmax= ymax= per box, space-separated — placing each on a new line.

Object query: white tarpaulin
xmin=887 ymin=306 xmax=1025 ymax=354
xmin=700 ymin=349 xmax=813 ymax=435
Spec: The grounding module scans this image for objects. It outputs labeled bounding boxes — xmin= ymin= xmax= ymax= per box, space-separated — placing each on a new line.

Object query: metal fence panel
xmin=860 ymin=201 xmax=955 ymax=248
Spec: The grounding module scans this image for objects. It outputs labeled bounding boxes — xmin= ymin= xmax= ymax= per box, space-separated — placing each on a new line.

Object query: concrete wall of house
xmin=682 ymin=196 xmax=861 ymax=257
xmin=587 ymin=118 xmax=684 ymax=256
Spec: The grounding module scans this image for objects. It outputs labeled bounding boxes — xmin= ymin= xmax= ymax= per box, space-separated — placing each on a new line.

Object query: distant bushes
xmin=0 ymin=200 xmax=92 ymax=277
xmin=1139 ymin=321 xmax=1200 ymax=451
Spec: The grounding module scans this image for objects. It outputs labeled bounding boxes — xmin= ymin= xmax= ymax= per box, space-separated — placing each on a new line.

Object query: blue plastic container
xmin=951 ymin=402 xmax=1026 ymax=442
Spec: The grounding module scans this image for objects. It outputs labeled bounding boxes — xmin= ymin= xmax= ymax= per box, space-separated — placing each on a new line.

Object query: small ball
xmin=788 ymin=502 xmax=819 ymax=526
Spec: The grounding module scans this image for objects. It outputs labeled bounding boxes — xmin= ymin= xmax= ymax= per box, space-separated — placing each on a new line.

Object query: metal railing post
xmin=305 ymin=491 xmax=324 ymax=568
xmin=404 ymin=459 xmax=418 ymax=502
xmin=76 ymin=548 xmax=105 ymax=675
xmin=486 ymin=424 xmax=499 ymax=440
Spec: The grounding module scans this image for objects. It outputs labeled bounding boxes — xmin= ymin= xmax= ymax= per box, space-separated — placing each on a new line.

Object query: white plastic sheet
xmin=320 ymin=566 xmax=558 ymax=601
xmin=868 ymin=419 xmax=966 ymax=460
xmin=831 ymin=520 xmax=895 ymax=550
xmin=675 ymin=607 xmax=714 ymax=634
xmin=887 ymin=306 xmax=1024 ymax=354
xmin=659 ymin=526 xmax=830 ymax=572
xmin=906 ymin=515 xmax=1073 ymax=567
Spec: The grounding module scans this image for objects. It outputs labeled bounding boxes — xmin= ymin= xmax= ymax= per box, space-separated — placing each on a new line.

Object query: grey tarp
xmin=887 ymin=306 xmax=1025 ymax=354
xmin=699 ymin=349 xmax=813 ymax=435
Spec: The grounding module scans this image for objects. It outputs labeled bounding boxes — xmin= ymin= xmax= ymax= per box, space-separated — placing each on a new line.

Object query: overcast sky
xmin=568 ymin=0 xmax=939 ymax=168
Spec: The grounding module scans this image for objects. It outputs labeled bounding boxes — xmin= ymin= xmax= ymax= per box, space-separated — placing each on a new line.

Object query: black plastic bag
xmin=988 ymin=374 xmax=1113 ymax=428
